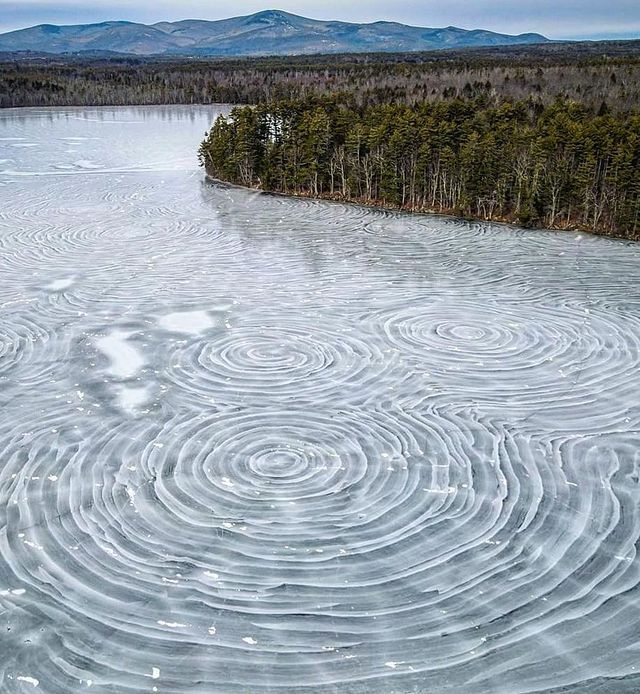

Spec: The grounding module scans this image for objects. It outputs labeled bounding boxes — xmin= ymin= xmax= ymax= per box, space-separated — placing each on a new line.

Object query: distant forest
xmin=3 ymin=42 xmax=640 ymax=238
xmin=1 ymin=41 xmax=640 ymax=111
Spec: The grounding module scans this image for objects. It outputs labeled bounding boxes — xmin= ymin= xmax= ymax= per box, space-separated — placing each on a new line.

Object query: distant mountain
xmin=0 ymin=10 xmax=550 ymax=57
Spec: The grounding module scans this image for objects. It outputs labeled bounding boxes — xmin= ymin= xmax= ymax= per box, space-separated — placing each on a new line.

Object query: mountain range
xmin=0 ymin=10 xmax=550 ymax=57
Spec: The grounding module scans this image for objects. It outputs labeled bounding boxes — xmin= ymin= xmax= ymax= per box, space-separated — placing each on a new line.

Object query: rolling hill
xmin=0 ymin=10 xmax=550 ymax=57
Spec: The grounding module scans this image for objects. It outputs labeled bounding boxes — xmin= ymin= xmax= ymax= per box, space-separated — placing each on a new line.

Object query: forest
xmin=1 ymin=41 xmax=640 ymax=111
xmin=3 ymin=41 xmax=639 ymax=238
xmin=199 ymin=97 xmax=640 ymax=240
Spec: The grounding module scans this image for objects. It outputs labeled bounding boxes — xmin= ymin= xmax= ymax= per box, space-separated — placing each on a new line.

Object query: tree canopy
xmin=200 ymin=96 xmax=640 ymax=240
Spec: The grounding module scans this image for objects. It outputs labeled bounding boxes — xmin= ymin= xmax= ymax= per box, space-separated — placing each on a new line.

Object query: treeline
xmin=2 ymin=41 xmax=640 ymax=111
xmin=199 ymin=97 xmax=640 ymax=240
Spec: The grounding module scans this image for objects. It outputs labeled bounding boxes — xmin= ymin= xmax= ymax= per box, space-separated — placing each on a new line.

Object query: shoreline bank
xmin=205 ymin=175 xmax=639 ymax=244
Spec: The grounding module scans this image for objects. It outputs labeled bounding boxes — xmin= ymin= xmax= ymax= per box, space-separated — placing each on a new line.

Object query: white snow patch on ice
xmin=159 ymin=310 xmax=216 ymax=335
xmin=96 ymin=330 xmax=144 ymax=379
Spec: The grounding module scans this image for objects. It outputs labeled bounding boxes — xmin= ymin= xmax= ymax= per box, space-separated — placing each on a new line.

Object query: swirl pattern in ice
xmin=1 ymin=107 xmax=640 ymax=694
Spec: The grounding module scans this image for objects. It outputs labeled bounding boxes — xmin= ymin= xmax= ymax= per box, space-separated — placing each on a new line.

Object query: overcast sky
xmin=1 ymin=0 xmax=638 ymax=40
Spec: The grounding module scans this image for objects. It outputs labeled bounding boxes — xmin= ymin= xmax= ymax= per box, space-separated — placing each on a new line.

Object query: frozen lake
xmin=1 ymin=106 xmax=640 ymax=693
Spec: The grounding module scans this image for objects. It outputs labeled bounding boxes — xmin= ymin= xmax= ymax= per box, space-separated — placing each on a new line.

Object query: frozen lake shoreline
xmin=1 ymin=106 xmax=640 ymax=693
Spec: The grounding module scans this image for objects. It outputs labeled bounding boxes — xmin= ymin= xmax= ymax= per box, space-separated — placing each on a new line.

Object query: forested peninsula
xmin=200 ymin=98 xmax=640 ymax=240
xmin=3 ymin=41 xmax=639 ymax=238
xmin=195 ymin=42 xmax=639 ymax=240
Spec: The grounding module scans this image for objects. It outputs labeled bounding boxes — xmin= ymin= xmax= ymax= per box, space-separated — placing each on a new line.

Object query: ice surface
xmin=1 ymin=105 xmax=640 ymax=694
xmin=159 ymin=310 xmax=216 ymax=335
